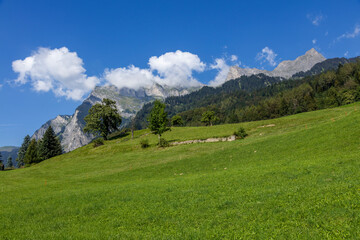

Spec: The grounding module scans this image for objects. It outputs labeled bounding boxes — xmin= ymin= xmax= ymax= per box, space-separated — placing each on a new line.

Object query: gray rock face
xmin=33 ymin=84 xmax=195 ymax=152
xmin=226 ymin=48 xmax=326 ymax=81
xmin=32 ymin=115 xmax=72 ymax=141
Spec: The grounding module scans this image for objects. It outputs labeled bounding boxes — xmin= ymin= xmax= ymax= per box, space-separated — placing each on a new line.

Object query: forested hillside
xmin=134 ymin=59 xmax=360 ymax=128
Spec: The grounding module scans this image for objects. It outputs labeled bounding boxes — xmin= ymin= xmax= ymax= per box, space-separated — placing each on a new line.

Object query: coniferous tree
xmin=6 ymin=156 xmax=13 ymax=168
xmin=148 ymin=100 xmax=170 ymax=143
xmin=24 ymin=139 xmax=39 ymax=165
xmin=0 ymin=152 xmax=3 ymax=170
xmin=38 ymin=126 xmax=62 ymax=161
xmin=16 ymin=135 xmax=31 ymax=167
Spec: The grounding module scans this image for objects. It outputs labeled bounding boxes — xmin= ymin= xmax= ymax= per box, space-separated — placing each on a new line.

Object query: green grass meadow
xmin=1 ymin=103 xmax=360 ymax=239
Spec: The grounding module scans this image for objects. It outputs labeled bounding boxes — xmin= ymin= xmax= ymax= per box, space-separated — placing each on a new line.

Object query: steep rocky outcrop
xmin=226 ymin=48 xmax=326 ymax=80
xmin=32 ymin=115 xmax=72 ymax=141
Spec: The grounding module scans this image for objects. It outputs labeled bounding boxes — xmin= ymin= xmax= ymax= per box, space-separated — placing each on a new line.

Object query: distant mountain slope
xmin=33 ymin=84 xmax=196 ymax=152
xmin=0 ymin=146 xmax=19 ymax=166
xmin=226 ymin=48 xmax=326 ymax=80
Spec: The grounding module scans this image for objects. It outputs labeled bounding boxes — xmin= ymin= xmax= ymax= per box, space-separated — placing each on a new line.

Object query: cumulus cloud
xmin=337 ymin=25 xmax=360 ymax=41
xmin=104 ymin=65 xmax=158 ymax=90
xmin=312 ymin=39 xmax=317 ymax=44
xmin=344 ymin=51 xmax=349 ymax=57
xmin=230 ymin=55 xmax=238 ymax=62
xmin=103 ymin=50 xmax=206 ymax=90
xmin=256 ymin=47 xmax=278 ymax=67
xmin=12 ymin=47 xmax=99 ymax=100
xmin=149 ymin=50 xmax=206 ymax=87
xmin=307 ymin=13 xmax=324 ymax=26
xmin=208 ymin=58 xmax=230 ymax=87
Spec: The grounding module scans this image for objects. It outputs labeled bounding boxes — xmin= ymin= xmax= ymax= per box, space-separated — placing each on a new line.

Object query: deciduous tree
xmin=201 ymin=111 xmax=218 ymax=126
xmin=171 ymin=115 xmax=183 ymax=126
xmin=84 ymin=98 xmax=122 ymax=140
xmin=148 ymin=100 xmax=170 ymax=143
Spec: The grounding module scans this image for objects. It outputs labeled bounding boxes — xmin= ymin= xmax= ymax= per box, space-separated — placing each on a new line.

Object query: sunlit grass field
xmin=1 ymin=103 xmax=360 ymax=239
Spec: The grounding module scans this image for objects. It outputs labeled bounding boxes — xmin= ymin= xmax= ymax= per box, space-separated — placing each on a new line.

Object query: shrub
xmin=158 ymin=138 xmax=169 ymax=148
xmin=234 ymin=127 xmax=248 ymax=139
xmin=140 ymin=139 xmax=150 ymax=148
xmin=171 ymin=115 xmax=183 ymax=126
xmin=93 ymin=138 xmax=104 ymax=148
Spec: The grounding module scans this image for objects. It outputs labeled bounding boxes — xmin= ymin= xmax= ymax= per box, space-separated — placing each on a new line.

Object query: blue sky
xmin=1 ymin=0 xmax=360 ymax=146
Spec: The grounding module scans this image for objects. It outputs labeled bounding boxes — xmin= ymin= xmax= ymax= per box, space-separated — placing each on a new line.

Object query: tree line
xmin=13 ymin=126 xmax=62 ymax=168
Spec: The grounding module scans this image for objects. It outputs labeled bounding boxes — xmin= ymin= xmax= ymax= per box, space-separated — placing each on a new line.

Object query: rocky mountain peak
xmin=305 ymin=48 xmax=321 ymax=56
xmin=226 ymin=48 xmax=326 ymax=81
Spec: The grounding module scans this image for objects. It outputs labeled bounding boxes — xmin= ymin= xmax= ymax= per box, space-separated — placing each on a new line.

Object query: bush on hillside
xmin=140 ymin=139 xmax=150 ymax=148
xmin=93 ymin=138 xmax=104 ymax=148
xmin=234 ymin=127 xmax=248 ymax=139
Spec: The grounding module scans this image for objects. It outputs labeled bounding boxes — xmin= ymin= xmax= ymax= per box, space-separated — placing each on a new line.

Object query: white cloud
xmin=230 ymin=55 xmax=238 ymax=62
xmin=149 ymin=50 xmax=206 ymax=87
xmin=307 ymin=13 xmax=324 ymax=26
xmin=104 ymin=65 xmax=158 ymax=90
xmin=312 ymin=39 xmax=317 ymax=44
xmin=12 ymin=47 xmax=99 ymax=101
xmin=337 ymin=25 xmax=360 ymax=41
xmin=344 ymin=51 xmax=349 ymax=57
xmin=208 ymin=58 xmax=230 ymax=87
xmin=103 ymin=50 xmax=206 ymax=90
xmin=256 ymin=47 xmax=278 ymax=67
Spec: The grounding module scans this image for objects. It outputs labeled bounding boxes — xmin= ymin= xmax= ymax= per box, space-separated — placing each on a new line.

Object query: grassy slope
xmin=1 ymin=103 xmax=360 ymax=239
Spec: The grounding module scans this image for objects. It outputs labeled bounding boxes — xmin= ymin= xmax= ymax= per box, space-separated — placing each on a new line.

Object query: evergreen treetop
xmin=16 ymin=135 xmax=31 ymax=167
xmin=6 ymin=156 xmax=13 ymax=168
xmin=24 ymin=139 xmax=39 ymax=165
xmin=38 ymin=126 xmax=62 ymax=161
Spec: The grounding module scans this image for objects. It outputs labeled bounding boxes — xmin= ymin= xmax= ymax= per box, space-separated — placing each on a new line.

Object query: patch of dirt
xmin=171 ymin=135 xmax=236 ymax=146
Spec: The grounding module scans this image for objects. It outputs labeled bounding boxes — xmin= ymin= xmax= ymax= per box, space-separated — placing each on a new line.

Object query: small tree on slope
xmin=0 ymin=152 xmax=3 ymax=170
xmin=84 ymin=98 xmax=122 ymax=140
xmin=201 ymin=111 xmax=219 ymax=126
xmin=148 ymin=100 xmax=170 ymax=144
xmin=171 ymin=115 xmax=183 ymax=126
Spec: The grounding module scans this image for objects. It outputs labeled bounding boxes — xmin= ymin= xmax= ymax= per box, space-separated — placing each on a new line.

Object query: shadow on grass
xmin=108 ymin=131 xmax=130 ymax=140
